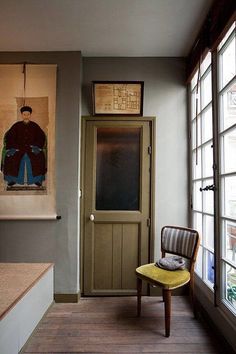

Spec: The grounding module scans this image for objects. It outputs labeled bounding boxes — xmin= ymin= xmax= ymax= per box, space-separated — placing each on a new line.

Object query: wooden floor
xmin=22 ymin=296 xmax=230 ymax=354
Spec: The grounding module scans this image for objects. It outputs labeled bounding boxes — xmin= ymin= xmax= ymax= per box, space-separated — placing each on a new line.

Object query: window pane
xmin=191 ymin=118 xmax=201 ymax=148
xmin=201 ymin=52 xmax=211 ymax=75
xmin=221 ymin=82 xmax=236 ymax=131
xmin=224 ymin=263 xmax=236 ymax=312
xmin=206 ymin=250 xmax=214 ymax=286
xmin=191 ymin=71 xmax=198 ymax=90
xmin=223 ymin=176 xmax=236 ymax=219
xmin=222 ymin=128 xmax=236 ymax=173
xmin=203 ymin=179 xmax=214 ymax=214
xmin=193 ymin=181 xmax=202 ymax=211
xmin=192 ymin=149 xmax=202 ymax=179
xmin=203 ymin=142 xmax=213 ymax=178
xmin=195 ymin=245 xmax=203 ymax=277
xmin=193 ymin=212 xmax=202 ymax=242
xmin=221 ymin=37 xmax=236 ymax=89
xmin=96 ymin=127 xmax=140 ymax=210
xmin=191 ymin=89 xmax=200 ymax=119
xmin=202 ymin=71 xmax=212 ymax=108
xmin=204 ymin=215 xmax=214 ymax=250
xmin=218 ymin=23 xmax=236 ymax=50
xmin=202 ymin=107 xmax=212 ymax=143
xmin=225 ymin=220 xmax=236 ymax=265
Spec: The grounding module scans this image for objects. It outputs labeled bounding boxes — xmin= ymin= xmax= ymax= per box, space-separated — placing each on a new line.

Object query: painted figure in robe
xmin=1 ymin=106 xmax=47 ymax=187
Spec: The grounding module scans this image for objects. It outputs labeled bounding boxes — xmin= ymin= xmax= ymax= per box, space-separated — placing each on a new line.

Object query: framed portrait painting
xmin=0 ymin=64 xmax=57 ymax=219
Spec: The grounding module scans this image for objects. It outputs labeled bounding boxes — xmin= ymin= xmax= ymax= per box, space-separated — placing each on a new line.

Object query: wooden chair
xmin=136 ymin=225 xmax=200 ymax=337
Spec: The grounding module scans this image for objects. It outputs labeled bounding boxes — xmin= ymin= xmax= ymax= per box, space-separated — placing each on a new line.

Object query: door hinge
xmin=147 ymin=218 xmax=151 ymax=227
xmin=148 ymin=146 xmax=152 ymax=155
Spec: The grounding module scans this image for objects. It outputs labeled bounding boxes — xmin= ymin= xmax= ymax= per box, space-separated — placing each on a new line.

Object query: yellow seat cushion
xmin=136 ymin=263 xmax=190 ymax=290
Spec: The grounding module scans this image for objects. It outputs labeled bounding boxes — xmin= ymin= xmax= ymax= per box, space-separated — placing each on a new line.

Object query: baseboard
xmin=54 ymin=292 xmax=80 ymax=303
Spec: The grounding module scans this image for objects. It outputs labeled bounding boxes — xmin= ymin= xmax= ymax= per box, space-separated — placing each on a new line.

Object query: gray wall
xmin=0 ymin=52 xmax=82 ymax=294
xmin=82 ymin=57 xmax=188 ymax=258
xmin=0 ymin=55 xmax=188 ymax=294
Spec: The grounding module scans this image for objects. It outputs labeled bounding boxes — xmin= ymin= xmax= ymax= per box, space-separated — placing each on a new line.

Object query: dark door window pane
xmin=96 ymin=127 xmax=140 ymax=210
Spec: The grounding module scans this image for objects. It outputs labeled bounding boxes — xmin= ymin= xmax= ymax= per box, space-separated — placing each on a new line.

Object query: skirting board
xmin=54 ymin=292 xmax=80 ymax=303
xmin=0 ymin=266 xmax=53 ymax=354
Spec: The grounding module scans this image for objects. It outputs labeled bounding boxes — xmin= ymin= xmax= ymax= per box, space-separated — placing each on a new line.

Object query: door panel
xmin=93 ymin=223 xmax=139 ymax=291
xmin=83 ymin=120 xmax=151 ymax=295
xmin=122 ymin=224 xmax=139 ymax=289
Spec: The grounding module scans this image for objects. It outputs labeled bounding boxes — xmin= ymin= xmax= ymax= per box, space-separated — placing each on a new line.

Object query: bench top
xmin=0 ymin=263 xmax=53 ymax=320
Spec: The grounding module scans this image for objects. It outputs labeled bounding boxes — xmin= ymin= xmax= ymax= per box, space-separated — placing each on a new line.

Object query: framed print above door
xmin=92 ymin=81 xmax=144 ymax=116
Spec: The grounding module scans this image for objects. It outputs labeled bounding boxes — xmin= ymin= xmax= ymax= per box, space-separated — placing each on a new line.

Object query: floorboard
xmin=22 ymin=296 xmax=230 ymax=353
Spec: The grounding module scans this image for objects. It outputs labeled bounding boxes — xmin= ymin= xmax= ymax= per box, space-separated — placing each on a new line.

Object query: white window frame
xmin=217 ymin=25 xmax=236 ymax=319
xmin=189 ymin=23 xmax=236 ymax=323
xmin=190 ymin=53 xmax=215 ymax=291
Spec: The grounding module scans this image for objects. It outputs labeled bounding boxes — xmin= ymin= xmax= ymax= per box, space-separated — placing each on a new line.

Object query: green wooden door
xmin=83 ymin=119 xmax=151 ymax=295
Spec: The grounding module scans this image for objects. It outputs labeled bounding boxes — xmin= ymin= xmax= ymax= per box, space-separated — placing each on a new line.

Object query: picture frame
xmin=92 ymin=81 xmax=144 ymax=116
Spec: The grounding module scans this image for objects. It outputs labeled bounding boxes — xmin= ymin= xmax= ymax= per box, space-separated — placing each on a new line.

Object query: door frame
xmin=80 ymin=116 xmax=156 ymax=295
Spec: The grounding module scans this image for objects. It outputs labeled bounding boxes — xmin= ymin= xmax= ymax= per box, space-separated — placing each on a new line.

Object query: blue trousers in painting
xmin=4 ymin=153 xmax=45 ymax=185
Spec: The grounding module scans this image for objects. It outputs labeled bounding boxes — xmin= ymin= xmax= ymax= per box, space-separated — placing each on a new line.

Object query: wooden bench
xmin=0 ymin=263 xmax=54 ymax=354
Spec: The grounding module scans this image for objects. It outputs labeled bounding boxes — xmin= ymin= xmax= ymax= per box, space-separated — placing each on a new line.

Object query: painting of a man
xmin=1 ymin=106 xmax=47 ymax=188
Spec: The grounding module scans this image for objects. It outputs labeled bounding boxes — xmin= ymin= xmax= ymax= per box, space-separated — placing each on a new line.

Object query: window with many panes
xmin=190 ymin=23 xmax=236 ymax=314
xmin=218 ymin=24 xmax=236 ymax=313
xmin=190 ymin=52 xmax=214 ymax=289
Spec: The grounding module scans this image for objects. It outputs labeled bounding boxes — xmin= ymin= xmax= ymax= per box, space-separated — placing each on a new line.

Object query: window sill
xmin=195 ymin=274 xmax=236 ymax=352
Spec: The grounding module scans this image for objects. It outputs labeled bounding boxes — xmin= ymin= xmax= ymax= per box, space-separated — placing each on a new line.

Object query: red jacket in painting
xmin=3 ymin=120 xmax=47 ymax=177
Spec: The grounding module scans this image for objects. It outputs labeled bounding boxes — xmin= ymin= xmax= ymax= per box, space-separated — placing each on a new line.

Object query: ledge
xmin=0 ymin=262 xmax=53 ymax=320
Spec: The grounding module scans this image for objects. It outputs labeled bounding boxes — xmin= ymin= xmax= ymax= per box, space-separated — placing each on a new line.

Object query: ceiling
xmin=0 ymin=0 xmax=213 ymax=57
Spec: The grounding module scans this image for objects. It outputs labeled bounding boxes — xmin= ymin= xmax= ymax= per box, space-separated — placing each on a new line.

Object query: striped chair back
xmin=161 ymin=226 xmax=199 ymax=259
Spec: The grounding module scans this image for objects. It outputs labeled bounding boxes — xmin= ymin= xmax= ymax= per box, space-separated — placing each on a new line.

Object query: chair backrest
xmin=161 ymin=226 xmax=199 ymax=262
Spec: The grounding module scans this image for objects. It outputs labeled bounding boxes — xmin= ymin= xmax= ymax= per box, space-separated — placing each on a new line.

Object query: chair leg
xmin=163 ymin=289 xmax=171 ymax=337
xmin=137 ymin=277 xmax=142 ymax=317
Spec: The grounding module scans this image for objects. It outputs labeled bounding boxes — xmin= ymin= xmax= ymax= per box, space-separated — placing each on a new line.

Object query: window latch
xmin=200 ymin=184 xmax=216 ymax=192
